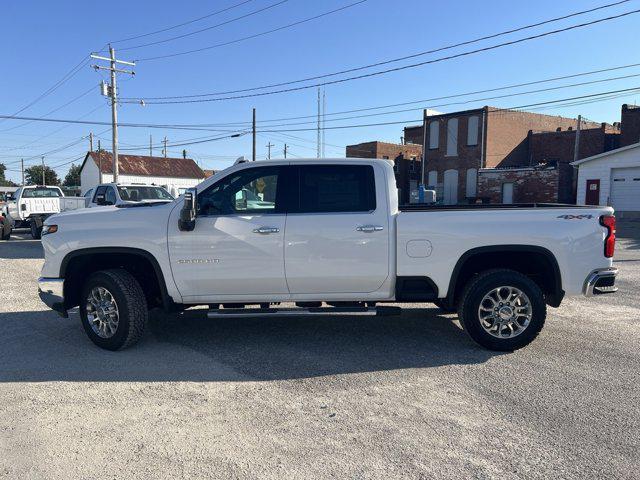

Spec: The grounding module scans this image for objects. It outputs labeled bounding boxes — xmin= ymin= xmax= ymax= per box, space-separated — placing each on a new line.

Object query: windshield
xmin=22 ymin=187 xmax=62 ymax=198
xmin=117 ymin=186 xmax=174 ymax=202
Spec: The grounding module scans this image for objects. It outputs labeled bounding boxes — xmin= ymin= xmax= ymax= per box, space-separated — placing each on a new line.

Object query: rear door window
xmin=295 ymin=165 xmax=376 ymax=213
xmin=105 ymin=187 xmax=117 ymax=205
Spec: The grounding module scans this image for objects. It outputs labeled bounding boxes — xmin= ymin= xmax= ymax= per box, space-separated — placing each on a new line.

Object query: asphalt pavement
xmin=0 ymin=224 xmax=638 ymax=479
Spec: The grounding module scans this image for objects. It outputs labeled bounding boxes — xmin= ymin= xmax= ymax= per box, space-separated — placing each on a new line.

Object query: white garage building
xmin=79 ymin=151 xmax=205 ymax=197
xmin=572 ymin=142 xmax=640 ymax=216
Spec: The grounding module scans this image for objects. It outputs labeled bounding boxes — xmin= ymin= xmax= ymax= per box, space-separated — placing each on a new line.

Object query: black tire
xmin=79 ymin=269 xmax=148 ymax=351
xmin=433 ymin=298 xmax=456 ymax=313
xmin=30 ymin=221 xmax=41 ymax=240
xmin=457 ymin=269 xmax=546 ymax=351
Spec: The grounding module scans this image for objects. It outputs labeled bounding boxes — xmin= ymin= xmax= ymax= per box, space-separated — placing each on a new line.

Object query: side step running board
xmin=207 ymin=306 xmax=401 ymax=318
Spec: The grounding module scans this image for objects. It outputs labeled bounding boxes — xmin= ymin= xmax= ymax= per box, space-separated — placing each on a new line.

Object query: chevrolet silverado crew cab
xmin=37 ymin=158 xmax=618 ymax=352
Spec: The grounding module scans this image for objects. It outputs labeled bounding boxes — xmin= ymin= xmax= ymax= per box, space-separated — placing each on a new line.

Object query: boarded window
xmin=427 ymin=170 xmax=438 ymax=187
xmin=446 ymin=118 xmax=458 ymax=156
xmin=467 ymin=116 xmax=479 ymax=146
xmin=466 ymin=168 xmax=477 ymax=197
xmin=429 ymin=121 xmax=439 ymax=149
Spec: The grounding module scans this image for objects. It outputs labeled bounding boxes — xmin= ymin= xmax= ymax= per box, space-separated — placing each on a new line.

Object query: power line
xmin=128 ymin=2 xmax=635 ymax=100
xmin=0 ymin=84 xmax=97 ymax=135
xmin=187 ymin=62 xmax=640 ymax=126
xmin=1 ymin=86 xmax=637 ymax=154
xmin=238 ymin=71 xmax=640 ymax=129
xmin=136 ymin=0 xmax=369 ymax=61
xmin=111 ymin=0 xmax=257 ymax=43
xmin=119 ymin=0 xmax=289 ymax=52
xmin=0 ymin=56 xmax=91 ymax=125
xmin=253 ymin=86 xmax=640 ymax=133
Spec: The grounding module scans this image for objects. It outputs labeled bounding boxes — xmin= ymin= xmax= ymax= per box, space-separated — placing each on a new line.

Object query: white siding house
xmin=79 ymin=151 xmax=205 ymax=197
xmin=572 ymin=142 xmax=640 ymax=216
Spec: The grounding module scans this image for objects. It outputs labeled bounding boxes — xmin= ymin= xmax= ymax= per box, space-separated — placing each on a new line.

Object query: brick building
xmin=345 ymin=141 xmax=423 ymax=203
xmin=620 ymin=104 xmax=640 ymax=147
xmin=403 ymin=106 xmax=606 ymax=204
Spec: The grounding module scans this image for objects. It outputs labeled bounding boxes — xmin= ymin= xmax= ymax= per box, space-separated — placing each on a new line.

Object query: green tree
xmin=63 ymin=164 xmax=81 ymax=187
xmin=0 ymin=163 xmax=16 ymax=187
xmin=24 ymin=165 xmax=60 ymax=186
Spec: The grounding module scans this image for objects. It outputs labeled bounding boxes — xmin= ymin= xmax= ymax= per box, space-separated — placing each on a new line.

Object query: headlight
xmin=41 ymin=224 xmax=58 ymax=236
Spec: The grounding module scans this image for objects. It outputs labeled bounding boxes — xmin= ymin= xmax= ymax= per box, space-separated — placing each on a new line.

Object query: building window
xmin=466 ymin=168 xmax=477 ymax=198
xmin=429 ymin=121 xmax=439 ymax=149
xmin=382 ymin=155 xmax=389 ymax=159
xmin=467 ymin=116 xmax=479 ymax=146
xmin=446 ymin=118 xmax=458 ymax=156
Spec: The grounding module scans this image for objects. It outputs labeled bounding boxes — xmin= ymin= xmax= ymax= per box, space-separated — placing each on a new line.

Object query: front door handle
xmin=356 ymin=225 xmax=384 ymax=233
xmin=253 ymin=226 xmax=280 ymax=234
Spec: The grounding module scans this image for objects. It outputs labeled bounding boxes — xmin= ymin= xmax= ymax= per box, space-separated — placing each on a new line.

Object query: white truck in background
xmin=82 ymin=183 xmax=175 ymax=208
xmin=2 ymin=186 xmax=85 ymax=239
xmin=37 ymin=158 xmax=618 ymax=352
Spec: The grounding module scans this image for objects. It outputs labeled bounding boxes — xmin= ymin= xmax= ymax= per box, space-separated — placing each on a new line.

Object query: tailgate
xmin=21 ymin=198 xmax=61 ymax=216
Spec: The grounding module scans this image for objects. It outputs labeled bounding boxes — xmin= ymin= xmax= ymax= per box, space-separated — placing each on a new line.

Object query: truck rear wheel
xmin=30 ymin=221 xmax=41 ymax=240
xmin=79 ymin=269 xmax=148 ymax=350
xmin=457 ymin=269 xmax=546 ymax=351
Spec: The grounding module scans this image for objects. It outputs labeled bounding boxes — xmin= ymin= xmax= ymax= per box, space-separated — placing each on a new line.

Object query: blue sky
xmin=1 ymin=0 xmax=639 ymax=183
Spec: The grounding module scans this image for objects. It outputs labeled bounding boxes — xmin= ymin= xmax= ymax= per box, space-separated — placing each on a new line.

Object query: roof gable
xmin=82 ymin=151 xmax=205 ymax=179
xmin=571 ymin=141 xmax=640 ymax=166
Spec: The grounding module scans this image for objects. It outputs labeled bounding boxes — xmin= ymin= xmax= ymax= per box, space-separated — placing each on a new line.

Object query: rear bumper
xmin=38 ymin=277 xmax=68 ymax=317
xmin=583 ymin=268 xmax=618 ymax=296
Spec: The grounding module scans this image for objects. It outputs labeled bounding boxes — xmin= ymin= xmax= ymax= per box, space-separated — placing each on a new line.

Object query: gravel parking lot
xmin=1 ymin=223 xmax=638 ymax=479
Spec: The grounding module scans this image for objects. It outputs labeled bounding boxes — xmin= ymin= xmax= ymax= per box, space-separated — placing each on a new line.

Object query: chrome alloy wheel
xmin=86 ymin=286 xmax=120 ymax=339
xmin=478 ymin=286 xmax=532 ymax=339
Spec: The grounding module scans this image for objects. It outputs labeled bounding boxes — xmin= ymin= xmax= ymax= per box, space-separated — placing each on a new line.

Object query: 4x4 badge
xmin=557 ymin=214 xmax=593 ymax=220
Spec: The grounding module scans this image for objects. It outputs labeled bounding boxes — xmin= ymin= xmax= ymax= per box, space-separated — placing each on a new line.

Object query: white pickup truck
xmin=2 ymin=185 xmax=85 ymax=239
xmin=82 ymin=183 xmax=175 ymax=208
xmin=38 ymin=159 xmax=618 ymax=352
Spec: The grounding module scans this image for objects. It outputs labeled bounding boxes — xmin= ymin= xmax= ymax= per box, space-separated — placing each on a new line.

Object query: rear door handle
xmin=253 ymin=226 xmax=280 ymax=234
xmin=356 ymin=225 xmax=384 ymax=233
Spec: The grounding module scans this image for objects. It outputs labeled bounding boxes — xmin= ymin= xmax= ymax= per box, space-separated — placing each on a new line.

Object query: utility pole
xmin=182 ymin=149 xmax=187 ymax=159
xmin=322 ymin=88 xmax=326 ymax=157
xmin=20 ymin=158 xmax=24 ymax=186
xmin=284 ymin=144 xmax=288 ymax=159
xmin=163 ymin=137 xmax=168 ymax=157
xmin=149 ymin=135 xmax=153 ymax=157
xmin=266 ymin=142 xmax=274 ymax=159
xmin=97 ymin=140 xmax=102 ymax=183
xmin=89 ymin=132 xmax=94 ymax=152
xmin=252 ymin=108 xmax=257 ymax=161
xmin=317 ymin=88 xmax=321 ymax=158
xmin=573 ymin=115 xmax=582 ymax=163
xmin=91 ymin=45 xmax=135 ymax=184
xmin=41 ymin=156 xmax=45 ymax=186
xmin=420 ymin=108 xmax=428 ymax=187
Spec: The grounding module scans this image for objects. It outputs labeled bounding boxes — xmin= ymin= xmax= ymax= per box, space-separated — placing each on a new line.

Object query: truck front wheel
xmin=457 ymin=269 xmax=546 ymax=351
xmin=79 ymin=269 xmax=148 ymax=350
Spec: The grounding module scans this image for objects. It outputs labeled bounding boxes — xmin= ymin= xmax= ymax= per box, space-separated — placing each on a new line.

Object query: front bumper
xmin=583 ymin=268 xmax=618 ymax=296
xmin=38 ymin=277 xmax=68 ymax=317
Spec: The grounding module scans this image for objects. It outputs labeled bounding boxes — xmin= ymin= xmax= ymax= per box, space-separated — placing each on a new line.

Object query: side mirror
xmin=95 ymin=193 xmax=106 ymax=206
xmin=178 ymin=189 xmax=197 ymax=232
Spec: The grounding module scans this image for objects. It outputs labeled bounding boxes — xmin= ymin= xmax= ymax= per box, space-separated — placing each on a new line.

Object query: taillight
xmin=600 ymin=215 xmax=616 ymax=258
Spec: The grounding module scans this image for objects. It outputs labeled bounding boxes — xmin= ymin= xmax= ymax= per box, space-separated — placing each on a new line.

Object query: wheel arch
xmin=60 ymin=247 xmax=174 ymax=311
xmin=446 ymin=245 xmax=564 ymax=308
